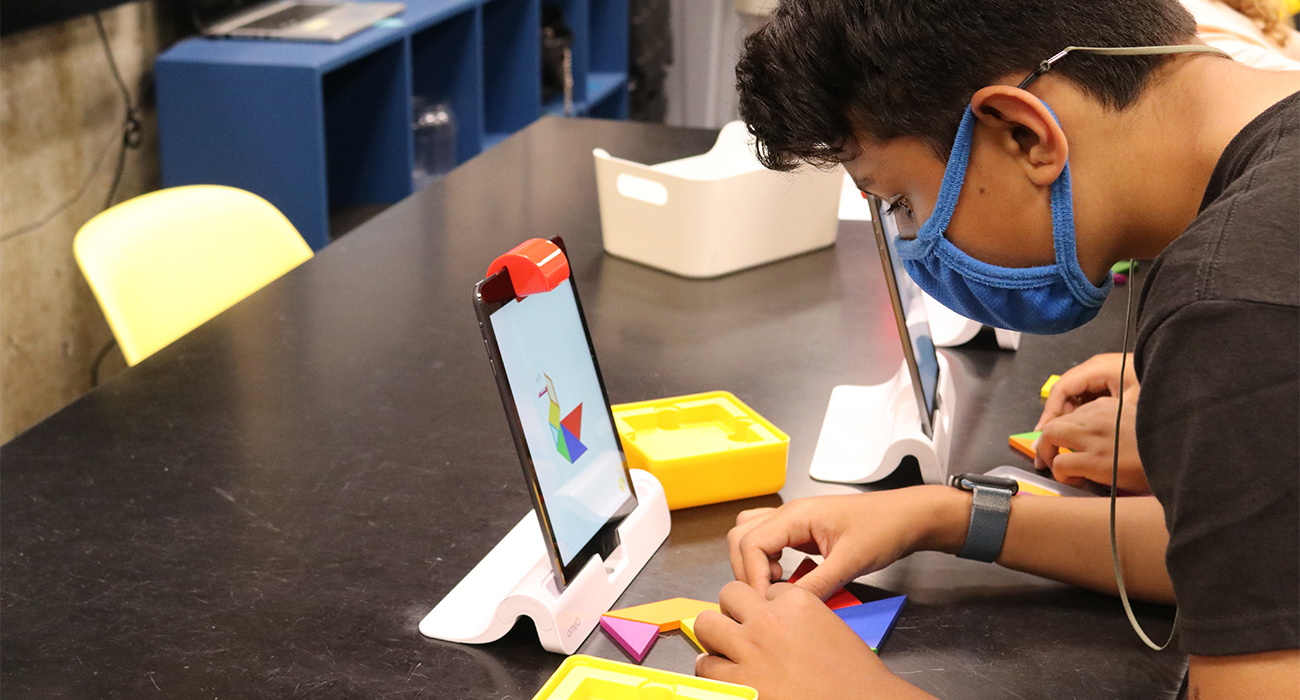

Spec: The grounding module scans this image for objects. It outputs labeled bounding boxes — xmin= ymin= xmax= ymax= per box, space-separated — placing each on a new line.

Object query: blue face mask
xmin=892 ymin=106 xmax=1113 ymax=335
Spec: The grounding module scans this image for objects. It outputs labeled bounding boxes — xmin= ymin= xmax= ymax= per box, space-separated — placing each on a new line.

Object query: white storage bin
xmin=593 ymin=121 xmax=842 ymax=278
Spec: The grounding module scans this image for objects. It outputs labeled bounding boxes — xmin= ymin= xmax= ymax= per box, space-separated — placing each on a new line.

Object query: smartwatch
xmin=950 ymin=473 xmax=1019 ymax=562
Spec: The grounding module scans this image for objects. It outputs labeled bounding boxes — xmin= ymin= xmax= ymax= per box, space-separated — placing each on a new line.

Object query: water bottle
xmin=413 ymin=99 xmax=457 ymax=189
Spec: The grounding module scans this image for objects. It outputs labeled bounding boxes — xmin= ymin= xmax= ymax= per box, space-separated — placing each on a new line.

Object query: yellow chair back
xmin=74 ymin=185 xmax=313 ymax=366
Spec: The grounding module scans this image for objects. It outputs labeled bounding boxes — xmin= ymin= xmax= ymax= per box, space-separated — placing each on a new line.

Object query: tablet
xmin=867 ymin=196 xmax=941 ymax=438
xmin=474 ymin=237 xmax=637 ymax=590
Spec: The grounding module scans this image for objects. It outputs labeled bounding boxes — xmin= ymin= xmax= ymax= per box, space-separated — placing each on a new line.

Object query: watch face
xmin=954 ymin=473 xmax=1019 ymax=494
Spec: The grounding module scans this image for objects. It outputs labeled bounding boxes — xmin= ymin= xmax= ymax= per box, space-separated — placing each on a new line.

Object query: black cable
xmin=93 ymin=11 xmax=144 ymax=211
xmin=1109 ymin=259 xmax=1178 ymax=650
xmin=0 ymin=12 xmax=143 ymax=243
xmin=90 ymin=338 xmax=119 ymax=387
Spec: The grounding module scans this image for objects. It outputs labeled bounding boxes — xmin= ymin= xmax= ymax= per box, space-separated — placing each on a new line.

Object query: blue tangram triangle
xmin=561 ymin=425 xmax=587 ymax=463
xmin=834 ymin=595 xmax=906 ymax=651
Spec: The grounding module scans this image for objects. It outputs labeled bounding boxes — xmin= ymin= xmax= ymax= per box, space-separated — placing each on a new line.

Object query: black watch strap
xmin=952 ymin=473 xmax=1018 ymax=563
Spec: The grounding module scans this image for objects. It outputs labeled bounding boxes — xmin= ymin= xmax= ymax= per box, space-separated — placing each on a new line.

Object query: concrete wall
xmin=1 ymin=2 xmax=166 ymax=443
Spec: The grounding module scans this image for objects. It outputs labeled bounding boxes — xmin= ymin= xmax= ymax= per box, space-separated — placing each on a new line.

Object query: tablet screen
xmin=874 ymin=201 xmax=940 ymax=432
xmin=488 ymin=278 xmax=633 ymax=566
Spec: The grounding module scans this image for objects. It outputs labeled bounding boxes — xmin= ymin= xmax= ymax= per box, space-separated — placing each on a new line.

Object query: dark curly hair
xmin=736 ymin=0 xmax=1198 ymax=170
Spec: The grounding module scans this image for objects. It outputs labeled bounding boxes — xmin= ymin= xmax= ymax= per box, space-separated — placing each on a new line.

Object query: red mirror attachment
xmin=485 ymin=238 xmax=571 ymax=298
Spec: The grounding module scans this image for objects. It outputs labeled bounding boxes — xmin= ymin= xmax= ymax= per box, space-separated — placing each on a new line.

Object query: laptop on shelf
xmin=187 ymin=0 xmax=405 ymax=42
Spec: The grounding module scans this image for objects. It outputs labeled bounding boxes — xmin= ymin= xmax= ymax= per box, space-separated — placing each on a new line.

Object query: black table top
xmin=1 ymin=117 xmax=1181 ymax=698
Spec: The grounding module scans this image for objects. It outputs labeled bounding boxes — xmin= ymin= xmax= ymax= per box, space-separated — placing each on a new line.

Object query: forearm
xmin=923 ymin=487 xmax=1174 ymax=603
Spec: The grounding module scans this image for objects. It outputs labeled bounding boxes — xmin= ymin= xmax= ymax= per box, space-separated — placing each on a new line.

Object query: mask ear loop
xmin=1111 ymin=259 xmax=1179 ymax=650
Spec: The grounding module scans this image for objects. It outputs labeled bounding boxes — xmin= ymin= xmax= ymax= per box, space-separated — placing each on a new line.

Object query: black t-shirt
xmin=1135 ymin=91 xmax=1300 ymax=656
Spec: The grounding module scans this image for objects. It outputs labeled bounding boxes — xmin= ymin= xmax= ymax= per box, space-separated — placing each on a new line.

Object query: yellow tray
xmin=532 ymin=655 xmax=758 ymax=700
xmin=612 ymin=391 xmax=788 ymax=510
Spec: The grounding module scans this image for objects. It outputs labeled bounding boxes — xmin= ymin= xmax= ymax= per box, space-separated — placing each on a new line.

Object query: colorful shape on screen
xmin=540 ymin=374 xmax=587 ymax=464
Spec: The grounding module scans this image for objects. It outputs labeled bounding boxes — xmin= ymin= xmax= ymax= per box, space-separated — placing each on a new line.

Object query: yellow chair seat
xmin=74 ymin=185 xmax=313 ymax=366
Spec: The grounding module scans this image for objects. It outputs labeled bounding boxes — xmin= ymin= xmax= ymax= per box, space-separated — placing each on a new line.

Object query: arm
xmin=695 ymin=486 xmax=1174 ymax=695
xmin=726 ymin=487 xmax=1172 ymax=604
xmin=1187 ymin=650 xmax=1300 ymax=700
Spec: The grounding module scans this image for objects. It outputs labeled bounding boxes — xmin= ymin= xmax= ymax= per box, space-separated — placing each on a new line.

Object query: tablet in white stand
xmin=808 ymin=354 xmax=957 ymax=485
xmin=419 ymin=469 xmax=670 ymax=655
xmin=922 ymin=293 xmax=1021 ymax=350
xmin=838 ymin=173 xmax=1019 ymax=352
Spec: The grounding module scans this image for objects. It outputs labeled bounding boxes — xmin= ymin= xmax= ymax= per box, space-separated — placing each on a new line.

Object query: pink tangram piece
xmin=788 ymin=557 xmax=861 ymax=610
xmin=599 ymin=615 xmax=659 ymax=663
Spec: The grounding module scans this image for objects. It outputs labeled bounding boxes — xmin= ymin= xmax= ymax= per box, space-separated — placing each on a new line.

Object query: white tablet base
xmin=808 ymin=354 xmax=956 ymax=485
xmin=419 ymin=469 xmax=670 ymax=655
xmin=922 ymin=293 xmax=1020 ymax=350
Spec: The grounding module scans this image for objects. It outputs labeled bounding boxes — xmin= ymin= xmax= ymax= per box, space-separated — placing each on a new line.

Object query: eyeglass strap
xmin=1017 ymin=44 xmax=1231 ymax=90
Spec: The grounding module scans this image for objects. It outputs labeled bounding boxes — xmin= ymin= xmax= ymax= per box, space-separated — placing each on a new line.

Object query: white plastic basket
xmin=593 ymin=121 xmax=842 ymax=278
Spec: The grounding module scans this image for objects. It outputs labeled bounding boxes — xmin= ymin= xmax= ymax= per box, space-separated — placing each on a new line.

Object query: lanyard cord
xmin=1111 ymin=259 xmax=1179 ymax=650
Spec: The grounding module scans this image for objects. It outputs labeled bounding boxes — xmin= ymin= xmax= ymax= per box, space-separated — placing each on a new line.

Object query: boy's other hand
xmin=1036 ymin=396 xmax=1149 ymax=493
xmin=726 ymin=487 xmax=969 ymax=600
xmin=1036 ymin=352 xmax=1139 ymax=431
xmin=694 ymin=581 xmax=935 ymax=699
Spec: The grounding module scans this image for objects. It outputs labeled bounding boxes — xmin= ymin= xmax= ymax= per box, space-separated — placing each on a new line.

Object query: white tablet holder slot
xmin=420 ymin=469 xmax=670 ymax=655
xmin=922 ymin=293 xmax=1020 ymax=351
xmin=808 ymin=353 xmax=957 ymax=485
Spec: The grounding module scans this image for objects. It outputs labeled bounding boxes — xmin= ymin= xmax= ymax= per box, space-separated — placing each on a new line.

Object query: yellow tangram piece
xmin=605 ymin=598 xmax=719 ymax=632
xmin=1040 ymin=375 xmax=1061 ymax=401
xmin=679 ymin=615 xmax=709 ymax=653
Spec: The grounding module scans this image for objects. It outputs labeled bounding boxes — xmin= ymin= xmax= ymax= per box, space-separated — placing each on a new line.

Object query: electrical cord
xmin=0 ymin=12 xmax=144 ymax=243
xmin=1109 ymin=259 xmax=1179 ymax=650
xmin=90 ymin=338 xmax=119 ymax=387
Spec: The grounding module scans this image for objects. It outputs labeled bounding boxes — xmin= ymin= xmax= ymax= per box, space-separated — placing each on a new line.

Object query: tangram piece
xmin=1010 ymin=431 xmax=1071 ymax=460
xmin=605 ymin=598 xmax=720 ymax=632
xmin=834 ymin=595 xmax=907 ymax=652
xmin=1008 ymin=431 xmax=1039 ymax=459
xmin=787 ymin=558 xmax=861 ymax=610
xmin=599 ymin=615 xmax=659 ymax=663
xmin=679 ymin=615 xmax=708 ymax=653
xmin=1040 ymin=375 xmax=1062 ymax=401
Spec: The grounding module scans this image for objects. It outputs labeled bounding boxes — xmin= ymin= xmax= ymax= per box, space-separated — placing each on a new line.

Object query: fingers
xmin=1048 ymin=451 xmax=1101 ymax=488
xmin=765 ymin=581 xmax=794 ymax=601
xmin=790 ymin=559 xmax=852 ymax=602
xmin=1034 ymin=355 xmax=1126 ymax=430
xmin=1035 ymin=419 xmax=1081 ymax=470
xmin=727 ymin=509 xmax=775 ymax=583
xmin=695 ymin=652 xmax=740 ymax=684
xmin=718 ymin=579 xmax=767 ymax=625
xmin=734 ymin=513 xmax=806 ymax=595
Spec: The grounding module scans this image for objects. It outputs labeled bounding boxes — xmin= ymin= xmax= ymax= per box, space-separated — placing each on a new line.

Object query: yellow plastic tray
xmin=532 ymin=655 xmax=758 ymax=700
xmin=612 ymin=391 xmax=788 ymax=510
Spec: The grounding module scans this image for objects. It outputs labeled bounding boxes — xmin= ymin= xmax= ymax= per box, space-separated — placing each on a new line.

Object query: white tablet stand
xmin=922 ymin=293 xmax=1020 ymax=350
xmin=808 ymin=353 xmax=957 ymax=485
xmin=419 ymin=469 xmax=670 ymax=655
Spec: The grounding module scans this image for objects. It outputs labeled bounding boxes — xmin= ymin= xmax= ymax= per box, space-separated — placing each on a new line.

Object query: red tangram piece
xmin=788 ymin=557 xmax=861 ymax=609
xmin=561 ymin=404 xmax=583 ymax=440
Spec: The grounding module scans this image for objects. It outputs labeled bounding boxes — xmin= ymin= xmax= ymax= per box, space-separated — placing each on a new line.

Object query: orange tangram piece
xmin=1009 ymin=431 xmax=1072 ymax=460
xmin=604 ymin=598 xmax=720 ymax=632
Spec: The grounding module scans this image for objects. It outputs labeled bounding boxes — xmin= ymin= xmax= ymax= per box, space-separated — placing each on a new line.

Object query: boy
xmin=692 ymin=1 xmax=1300 ymax=698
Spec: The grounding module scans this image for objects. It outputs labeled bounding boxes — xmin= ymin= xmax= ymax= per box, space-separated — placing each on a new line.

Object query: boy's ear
xmin=969 ymin=86 xmax=1068 ymax=186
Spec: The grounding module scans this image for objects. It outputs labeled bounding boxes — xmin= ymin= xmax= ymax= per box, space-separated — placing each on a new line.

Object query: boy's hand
xmin=1036 ymin=352 xmax=1139 ymax=431
xmin=726 ymin=487 xmax=967 ymax=600
xmin=694 ymin=582 xmax=935 ymax=700
xmin=1036 ymin=396 xmax=1148 ymax=492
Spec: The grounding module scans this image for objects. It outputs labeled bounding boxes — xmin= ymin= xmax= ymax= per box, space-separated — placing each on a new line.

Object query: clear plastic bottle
xmin=412 ymin=99 xmax=457 ymax=189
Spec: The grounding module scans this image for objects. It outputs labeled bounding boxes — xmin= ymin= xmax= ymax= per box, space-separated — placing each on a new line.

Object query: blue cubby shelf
xmin=156 ymin=0 xmax=629 ymax=249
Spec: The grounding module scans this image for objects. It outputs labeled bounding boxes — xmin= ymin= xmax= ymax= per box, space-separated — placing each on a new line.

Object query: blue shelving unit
xmin=156 ymin=0 xmax=628 ymax=249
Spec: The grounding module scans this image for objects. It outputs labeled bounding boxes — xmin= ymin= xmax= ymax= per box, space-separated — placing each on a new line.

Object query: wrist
xmin=913 ymin=485 xmax=973 ymax=555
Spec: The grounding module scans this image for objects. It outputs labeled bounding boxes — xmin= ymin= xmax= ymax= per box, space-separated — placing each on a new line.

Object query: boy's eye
xmin=882 ymin=196 xmax=920 ymax=240
xmin=883 ymin=196 xmax=914 ymax=219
